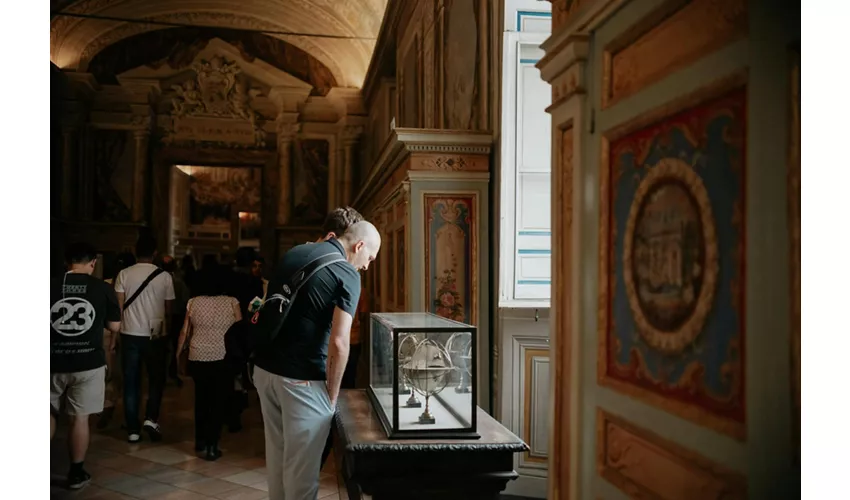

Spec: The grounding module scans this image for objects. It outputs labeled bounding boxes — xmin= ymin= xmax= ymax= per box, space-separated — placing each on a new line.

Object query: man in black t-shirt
xmin=51 ymin=242 xmax=121 ymax=490
xmin=253 ymin=221 xmax=380 ymax=500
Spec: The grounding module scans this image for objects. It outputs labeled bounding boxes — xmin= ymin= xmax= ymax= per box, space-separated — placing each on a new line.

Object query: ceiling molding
xmin=50 ymin=0 xmax=388 ymax=88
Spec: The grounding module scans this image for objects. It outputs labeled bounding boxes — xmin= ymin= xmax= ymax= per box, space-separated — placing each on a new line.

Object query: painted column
xmin=276 ymin=122 xmax=300 ymax=225
xmin=341 ymin=126 xmax=364 ymax=206
xmin=132 ymin=129 xmax=150 ymax=222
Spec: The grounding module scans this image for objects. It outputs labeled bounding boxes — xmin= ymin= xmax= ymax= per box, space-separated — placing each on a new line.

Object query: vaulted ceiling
xmin=49 ymin=0 xmax=388 ymax=88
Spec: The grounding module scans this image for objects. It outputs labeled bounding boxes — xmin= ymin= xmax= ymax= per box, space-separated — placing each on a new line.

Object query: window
xmin=499 ymin=1 xmax=552 ymax=307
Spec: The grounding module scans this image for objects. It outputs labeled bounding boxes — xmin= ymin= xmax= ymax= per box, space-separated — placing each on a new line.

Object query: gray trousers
xmin=254 ymin=366 xmax=335 ymax=500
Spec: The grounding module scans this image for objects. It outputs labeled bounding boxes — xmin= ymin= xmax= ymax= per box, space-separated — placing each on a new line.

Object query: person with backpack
xmin=113 ymin=237 xmax=175 ymax=443
xmin=252 ymin=220 xmax=381 ymax=500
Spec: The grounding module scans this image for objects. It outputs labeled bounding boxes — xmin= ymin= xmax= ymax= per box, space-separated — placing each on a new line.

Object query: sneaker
xmin=67 ymin=470 xmax=91 ymax=490
xmin=143 ymin=419 xmax=162 ymax=442
xmin=128 ymin=433 xmax=141 ymax=443
xmin=204 ymin=445 xmax=222 ymax=462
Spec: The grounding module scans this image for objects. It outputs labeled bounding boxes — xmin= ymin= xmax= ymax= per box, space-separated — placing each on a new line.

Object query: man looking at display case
xmin=254 ymin=218 xmax=381 ymax=500
xmin=312 ymin=207 xmax=371 ymax=469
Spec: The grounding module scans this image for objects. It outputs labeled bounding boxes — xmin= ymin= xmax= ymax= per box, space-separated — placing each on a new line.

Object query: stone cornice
xmin=537 ymin=35 xmax=589 ymax=85
xmin=351 ymin=128 xmax=492 ymax=209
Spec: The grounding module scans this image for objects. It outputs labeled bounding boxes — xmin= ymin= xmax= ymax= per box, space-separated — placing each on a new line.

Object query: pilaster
xmin=536 ymin=29 xmax=590 ymax=500
xmin=341 ymin=125 xmax=365 ymax=206
xmin=275 ymin=118 xmax=301 ymax=225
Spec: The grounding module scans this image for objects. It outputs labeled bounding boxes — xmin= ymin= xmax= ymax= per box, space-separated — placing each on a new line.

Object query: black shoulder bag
xmin=250 ymin=252 xmax=346 ymax=350
xmin=122 ymin=268 xmax=166 ymax=311
xmin=224 ymin=252 xmax=345 ymax=375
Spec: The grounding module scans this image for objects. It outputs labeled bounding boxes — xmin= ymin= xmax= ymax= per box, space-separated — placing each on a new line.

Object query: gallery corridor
xmin=50 ymin=382 xmax=344 ymax=500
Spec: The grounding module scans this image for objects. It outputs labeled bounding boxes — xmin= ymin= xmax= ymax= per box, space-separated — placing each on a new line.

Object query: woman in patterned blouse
xmin=176 ymin=269 xmax=241 ymax=461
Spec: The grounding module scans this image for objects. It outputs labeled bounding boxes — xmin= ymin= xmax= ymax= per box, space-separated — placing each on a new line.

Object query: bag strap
xmin=289 ymin=253 xmax=347 ymax=298
xmin=123 ymin=268 xmax=166 ymax=311
xmin=253 ymin=253 xmax=346 ymax=331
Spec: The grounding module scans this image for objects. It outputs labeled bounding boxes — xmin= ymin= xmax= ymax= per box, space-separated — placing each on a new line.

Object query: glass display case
xmin=368 ymin=312 xmax=479 ymax=439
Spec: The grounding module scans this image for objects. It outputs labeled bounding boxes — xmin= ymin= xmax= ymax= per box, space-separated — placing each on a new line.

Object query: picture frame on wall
xmin=424 ymin=193 xmax=478 ymax=325
xmin=597 ymin=72 xmax=748 ymax=440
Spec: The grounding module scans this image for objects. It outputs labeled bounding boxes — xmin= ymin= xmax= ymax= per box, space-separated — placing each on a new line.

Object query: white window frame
xmin=499 ymin=29 xmax=552 ymax=309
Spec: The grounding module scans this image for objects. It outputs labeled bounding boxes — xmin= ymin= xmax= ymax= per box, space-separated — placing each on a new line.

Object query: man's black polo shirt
xmin=253 ymin=238 xmax=361 ymax=381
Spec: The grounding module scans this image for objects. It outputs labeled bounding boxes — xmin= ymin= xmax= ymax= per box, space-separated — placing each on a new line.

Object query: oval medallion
xmin=622 ymin=158 xmax=719 ymax=354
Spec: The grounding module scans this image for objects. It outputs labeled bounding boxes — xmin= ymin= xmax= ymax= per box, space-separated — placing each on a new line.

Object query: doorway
xmin=169 ymin=164 xmax=263 ymax=266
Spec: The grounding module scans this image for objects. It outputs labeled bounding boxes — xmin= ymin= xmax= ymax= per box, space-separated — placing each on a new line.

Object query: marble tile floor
xmin=50 ymin=380 xmax=344 ymax=500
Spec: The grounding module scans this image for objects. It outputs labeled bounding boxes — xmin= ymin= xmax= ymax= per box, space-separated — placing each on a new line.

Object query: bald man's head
xmin=338 ymin=221 xmax=381 ymax=271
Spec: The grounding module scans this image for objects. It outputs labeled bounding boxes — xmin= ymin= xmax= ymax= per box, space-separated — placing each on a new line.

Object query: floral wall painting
xmin=292 ymin=138 xmax=330 ymax=224
xmin=186 ymin=166 xmax=261 ymax=226
xmin=598 ymin=76 xmax=747 ymax=439
xmin=425 ymin=195 xmax=477 ymax=325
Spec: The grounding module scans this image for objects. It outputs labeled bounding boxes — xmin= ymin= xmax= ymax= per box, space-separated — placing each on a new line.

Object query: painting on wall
xmin=90 ymin=129 xmax=132 ymax=222
xmin=425 ymin=195 xmax=477 ymax=324
xmin=598 ymin=75 xmax=747 ymax=439
xmin=187 ymin=166 xmax=261 ymax=226
xmin=292 ymin=138 xmax=330 ymax=224
xmin=397 ymin=225 xmax=406 ymax=308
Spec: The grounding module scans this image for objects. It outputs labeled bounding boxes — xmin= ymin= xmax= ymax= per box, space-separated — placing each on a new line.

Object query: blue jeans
xmin=120 ymin=334 xmax=167 ymax=433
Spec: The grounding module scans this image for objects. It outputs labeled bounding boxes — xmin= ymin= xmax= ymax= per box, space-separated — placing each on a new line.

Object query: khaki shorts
xmin=50 ymin=366 xmax=106 ymax=416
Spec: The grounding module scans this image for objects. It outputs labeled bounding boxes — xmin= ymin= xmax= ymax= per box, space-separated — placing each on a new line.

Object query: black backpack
xmin=224 ymin=252 xmax=345 ymax=372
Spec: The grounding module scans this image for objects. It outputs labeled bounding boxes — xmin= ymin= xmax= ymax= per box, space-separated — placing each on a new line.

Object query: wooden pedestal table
xmin=332 ymin=390 xmax=529 ymax=500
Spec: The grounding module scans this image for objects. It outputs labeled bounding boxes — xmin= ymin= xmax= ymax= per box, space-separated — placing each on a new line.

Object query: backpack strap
xmin=252 ymin=253 xmax=346 ymax=334
xmin=123 ymin=268 xmax=166 ymax=311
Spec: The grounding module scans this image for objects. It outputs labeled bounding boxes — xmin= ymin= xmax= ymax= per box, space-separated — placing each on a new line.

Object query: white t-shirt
xmin=114 ymin=263 xmax=176 ymax=337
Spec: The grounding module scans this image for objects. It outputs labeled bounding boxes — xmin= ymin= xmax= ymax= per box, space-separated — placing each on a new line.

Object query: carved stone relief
xmin=164 ymin=55 xmax=267 ymax=148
